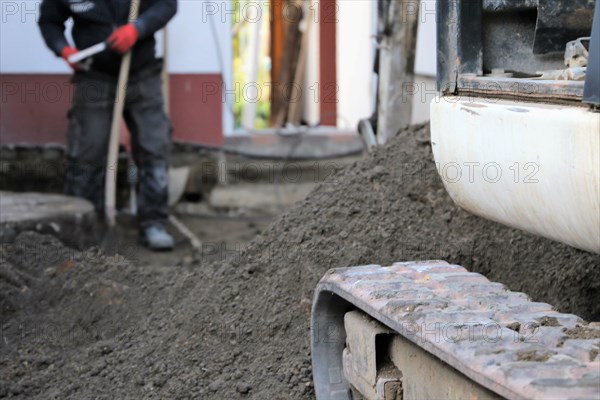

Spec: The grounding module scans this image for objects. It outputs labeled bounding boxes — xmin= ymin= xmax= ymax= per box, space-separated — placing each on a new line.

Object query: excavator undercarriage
xmin=311 ymin=1 xmax=600 ymax=399
xmin=312 ymin=262 xmax=600 ymax=399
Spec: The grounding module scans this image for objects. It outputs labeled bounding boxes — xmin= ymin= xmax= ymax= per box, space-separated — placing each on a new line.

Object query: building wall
xmin=336 ymin=0 xmax=376 ymax=130
xmin=0 ymin=0 xmax=230 ymax=146
xmin=412 ymin=0 xmax=437 ymax=124
xmin=1 ymin=0 xmax=438 ymax=146
xmin=415 ymin=0 xmax=437 ymax=77
xmin=335 ymin=0 xmax=437 ymax=127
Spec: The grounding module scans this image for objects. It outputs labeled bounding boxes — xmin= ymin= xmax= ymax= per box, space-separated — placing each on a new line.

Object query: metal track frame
xmin=311 ymin=261 xmax=600 ymax=400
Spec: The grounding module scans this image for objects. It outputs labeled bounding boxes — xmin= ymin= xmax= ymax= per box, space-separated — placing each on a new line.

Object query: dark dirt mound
xmin=1 ymin=123 xmax=599 ymax=399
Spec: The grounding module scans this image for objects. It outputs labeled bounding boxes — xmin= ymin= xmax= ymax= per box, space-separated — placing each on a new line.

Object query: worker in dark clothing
xmin=38 ymin=0 xmax=178 ymax=250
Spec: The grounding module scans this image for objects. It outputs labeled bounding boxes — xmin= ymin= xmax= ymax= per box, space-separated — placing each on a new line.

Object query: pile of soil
xmin=1 ymin=123 xmax=598 ymax=399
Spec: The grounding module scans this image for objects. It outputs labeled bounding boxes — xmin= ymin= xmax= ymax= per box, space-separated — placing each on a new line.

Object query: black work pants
xmin=65 ymin=69 xmax=170 ymax=229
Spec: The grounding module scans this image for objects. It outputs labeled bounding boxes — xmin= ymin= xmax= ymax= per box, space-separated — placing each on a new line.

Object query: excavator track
xmin=311 ymin=261 xmax=600 ymax=400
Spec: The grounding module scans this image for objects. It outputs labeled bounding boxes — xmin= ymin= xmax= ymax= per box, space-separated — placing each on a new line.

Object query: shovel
xmin=101 ymin=0 xmax=140 ymax=255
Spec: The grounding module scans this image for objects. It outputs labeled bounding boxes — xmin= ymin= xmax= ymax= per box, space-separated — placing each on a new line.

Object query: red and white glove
xmin=108 ymin=23 xmax=139 ymax=54
xmin=61 ymin=46 xmax=81 ymax=71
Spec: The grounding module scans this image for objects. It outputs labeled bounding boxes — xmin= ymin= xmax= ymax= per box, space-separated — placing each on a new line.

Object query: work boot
xmin=139 ymin=224 xmax=174 ymax=251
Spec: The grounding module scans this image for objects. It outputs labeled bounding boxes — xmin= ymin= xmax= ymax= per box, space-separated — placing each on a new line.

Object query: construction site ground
xmin=1 ymin=124 xmax=599 ymax=399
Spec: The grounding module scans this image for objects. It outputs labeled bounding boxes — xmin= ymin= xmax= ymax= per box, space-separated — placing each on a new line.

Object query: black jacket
xmin=39 ymin=0 xmax=177 ymax=76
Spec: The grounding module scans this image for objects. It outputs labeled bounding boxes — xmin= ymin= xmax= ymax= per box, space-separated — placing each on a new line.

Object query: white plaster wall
xmin=335 ymin=0 xmax=437 ymax=128
xmin=336 ymin=0 xmax=375 ymax=130
xmin=0 ymin=0 xmax=69 ymax=73
xmin=169 ymin=0 xmax=230 ymax=74
xmin=303 ymin=0 xmax=320 ymax=126
xmin=172 ymin=0 xmax=233 ymax=134
xmin=0 ymin=0 xmax=232 ymax=74
xmin=414 ymin=0 xmax=437 ymax=77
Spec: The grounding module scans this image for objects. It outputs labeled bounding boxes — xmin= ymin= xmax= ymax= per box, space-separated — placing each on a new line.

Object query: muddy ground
xmin=1 ymin=123 xmax=599 ymax=399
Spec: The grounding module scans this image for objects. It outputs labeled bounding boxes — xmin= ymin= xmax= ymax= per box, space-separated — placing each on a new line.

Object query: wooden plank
xmin=273 ymin=0 xmax=304 ymax=127
xmin=269 ymin=0 xmax=286 ymax=126
xmin=376 ymin=1 xmax=419 ymax=144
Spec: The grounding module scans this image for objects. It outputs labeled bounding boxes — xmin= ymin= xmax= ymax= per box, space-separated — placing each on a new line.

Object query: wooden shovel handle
xmin=104 ymin=0 xmax=141 ymax=226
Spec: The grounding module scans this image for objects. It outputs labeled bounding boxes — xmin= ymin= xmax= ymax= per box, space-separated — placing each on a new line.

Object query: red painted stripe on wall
xmin=319 ymin=0 xmax=337 ymax=126
xmin=169 ymin=74 xmax=224 ymax=147
xmin=0 ymin=74 xmax=224 ymax=147
xmin=0 ymin=74 xmax=71 ymax=145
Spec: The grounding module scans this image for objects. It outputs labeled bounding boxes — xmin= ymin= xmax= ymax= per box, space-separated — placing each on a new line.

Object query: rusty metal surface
xmin=458 ymin=75 xmax=586 ymax=103
xmin=314 ymin=261 xmax=600 ymax=400
xmin=481 ymin=10 xmax=564 ymax=76
xmin=344 ymin=311 xmax=390 ymax=387
xmin=534 ymin=0 xmax=596 ymax=54
xmin=483 ymin=0 xmax=537 ymax=12
xmin=437 ymin=0 xmax=483 ymax=93
xmin=342 ymin=311 xmax=402 ymax=400
xmin=389 ymin=333 xmax=501 ymax=400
